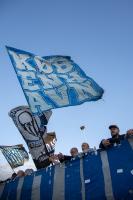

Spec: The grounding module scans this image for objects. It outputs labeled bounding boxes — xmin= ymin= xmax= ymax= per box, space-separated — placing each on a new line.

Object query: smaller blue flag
xmin=0 ymin=144 xmax=29 ymax=168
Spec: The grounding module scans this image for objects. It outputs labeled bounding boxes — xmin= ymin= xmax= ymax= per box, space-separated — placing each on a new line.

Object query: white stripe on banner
xmin=17 ymin=177 xmax=24 ymax=200
xmin=52 ymin=164 xmax=65 ymax=200
xmin=128 ymin=138 xmax=133 ymax=149
xmin=31 ymin=175 xmax=41 ymax=200
xmin=80 ymin=158 xmax=85 ymax=200
xmin=0 ymin=182 xmax=5 ymax=199
xmin=100 ymin=151 xmax=115 ymax=200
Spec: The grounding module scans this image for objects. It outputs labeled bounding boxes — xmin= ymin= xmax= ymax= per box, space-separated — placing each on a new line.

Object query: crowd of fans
xmin=0 ymin=168 xmax=34 ymax=184
xmin=0 ymin=124 xmax=133 ymax=184
xmin=47 ymin=124 xmax=133 ymax=165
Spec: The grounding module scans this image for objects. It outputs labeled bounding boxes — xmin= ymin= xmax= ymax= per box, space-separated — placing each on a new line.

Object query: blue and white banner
xmin=1 ymin=138 xmax=133 ymax=199
xmin=0 ymin=145 xmax=29 ymax=169
xmin=7 ymin=47 xmax=104 ymax=115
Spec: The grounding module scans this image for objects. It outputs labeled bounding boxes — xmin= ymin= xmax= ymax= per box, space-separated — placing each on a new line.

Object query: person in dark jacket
xmin=99 ymin=125 xmax=125 ymax=149
xmin=58 ymin=147 xmax=79 ymax=163
xmin=58 ymin=153 xmax=72 ymax=163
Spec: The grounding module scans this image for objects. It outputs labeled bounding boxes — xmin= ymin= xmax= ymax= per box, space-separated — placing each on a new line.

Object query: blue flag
xmin=7 ymin=47 xmax=104 ymax=115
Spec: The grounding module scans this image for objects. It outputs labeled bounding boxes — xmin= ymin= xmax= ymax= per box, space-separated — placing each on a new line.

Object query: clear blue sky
xmin=0 ymin=0 xmax=133 ymax=168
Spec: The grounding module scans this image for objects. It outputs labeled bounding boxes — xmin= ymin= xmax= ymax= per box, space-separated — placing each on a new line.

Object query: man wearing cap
xmin=99 ymin=125 xmax=125 ymax=149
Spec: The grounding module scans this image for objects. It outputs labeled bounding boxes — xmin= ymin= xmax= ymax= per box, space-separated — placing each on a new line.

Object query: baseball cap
xmin=109 ymin=125 xmax=119 ymax=130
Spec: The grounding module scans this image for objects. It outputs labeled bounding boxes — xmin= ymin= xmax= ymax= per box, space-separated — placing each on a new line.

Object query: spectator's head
xmin=11 ymin=173 xmax=17 ymax=180
xmin=25 ymin=169 xmax=34 ymax=176
xmin=70 ymin=147 xmax=78 ymax=157
xmin=109 ymin=125 xmax=120 ymax=137
xmin=16 ymin=170 xmax=25 ymax=178
xmin=81 ymin=142 xmax=89 ymax=153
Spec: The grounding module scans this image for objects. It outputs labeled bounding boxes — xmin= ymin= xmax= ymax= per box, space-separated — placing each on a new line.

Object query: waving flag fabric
xmin=7 ymin=47 xmax=104 ymax=115
xmin=9 ymin=106 xmax=54 ymax=169
xmin=0 ymin=144 xmax=29 ymax=168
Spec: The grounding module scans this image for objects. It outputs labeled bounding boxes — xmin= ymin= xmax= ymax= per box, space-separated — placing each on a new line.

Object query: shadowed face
xmin=70 ymin=147 xmax=78 ymax=157
xmin=17 ymin=170 xmax=25 ymax=177
xmin=110 ymin=127 xmax=120 ymax=137
xmin=82 ymin=143 xmax=89 ymax=152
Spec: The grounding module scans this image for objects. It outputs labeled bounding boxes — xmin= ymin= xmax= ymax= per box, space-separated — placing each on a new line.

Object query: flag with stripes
xmin=0 ymin=138 xmax=133 ymax=199
xmin=0 ymin=144 xmax=29 ymax=168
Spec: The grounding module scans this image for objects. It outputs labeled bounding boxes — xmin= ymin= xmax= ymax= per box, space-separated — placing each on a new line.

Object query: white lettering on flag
xmin=7 ymin=47 xmax=104 ymax=114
